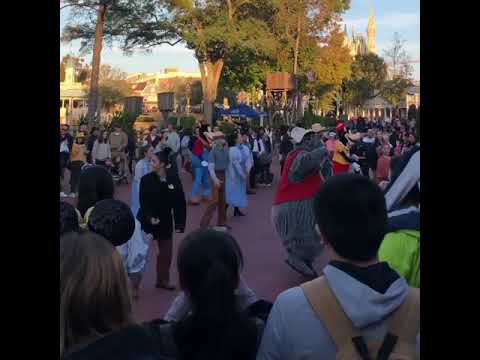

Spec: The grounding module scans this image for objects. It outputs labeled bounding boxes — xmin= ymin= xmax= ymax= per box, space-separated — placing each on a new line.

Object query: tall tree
xmin=343 ymin=52 xmax=388 ymax=110
xmin=381 ymin=33 xmax=413 ymax=114
xmin=94 ymin=0 xmax=279 ymax=123
xmin=272 ymin=0 xmax=351 ymax=120
xmin=383 ymin=32 xmax=413 ymax=80
xmin=97 ymin=64 xmax=130 ymax=112
xmin=61 ymin=0 xmax=128 ymax=122
xmin=310 ymin=24 xmax=352 ymax=113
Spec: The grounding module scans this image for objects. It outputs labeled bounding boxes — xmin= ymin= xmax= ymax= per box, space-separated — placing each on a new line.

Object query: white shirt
xmin=60 ymin=140 xmax=69 ymax=153
xmin=252 ymin=138 xmax=265 ymax=154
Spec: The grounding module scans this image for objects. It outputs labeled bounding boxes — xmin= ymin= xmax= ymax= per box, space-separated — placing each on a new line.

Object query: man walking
xmin=109 ymin=124 xmax=128 ymax=175
xmin=166 ymin=124 xmax=181 ymax=175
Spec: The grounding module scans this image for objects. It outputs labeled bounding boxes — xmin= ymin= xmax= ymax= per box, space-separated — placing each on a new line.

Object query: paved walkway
xmin=62 ymin=160 xmax=329 ymax=322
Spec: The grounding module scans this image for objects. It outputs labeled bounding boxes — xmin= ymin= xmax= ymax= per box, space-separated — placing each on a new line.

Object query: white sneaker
xmin=60 ymin=192 xmax=68 ymax=198
xmin=70 ymin=193 xmax=77 ymax=198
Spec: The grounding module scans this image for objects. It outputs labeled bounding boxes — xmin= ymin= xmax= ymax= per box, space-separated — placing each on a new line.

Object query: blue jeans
xmin=190 ymin=155 xmax=211 ymax=199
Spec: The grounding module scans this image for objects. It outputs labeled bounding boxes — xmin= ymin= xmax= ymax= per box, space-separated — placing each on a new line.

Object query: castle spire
xmin=367 ymin=6 xmax=376 ymax=53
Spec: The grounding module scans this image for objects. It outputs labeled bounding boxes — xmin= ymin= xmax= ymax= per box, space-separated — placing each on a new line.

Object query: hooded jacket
xmin=379 ymin=206 xmax=420 ymax=288
xmin=256 ymin=262 xmax=420 ymax=360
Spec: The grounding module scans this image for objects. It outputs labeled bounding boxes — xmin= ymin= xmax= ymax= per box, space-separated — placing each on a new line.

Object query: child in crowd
xmin=76 ymin=165 xmax=152 ymax=299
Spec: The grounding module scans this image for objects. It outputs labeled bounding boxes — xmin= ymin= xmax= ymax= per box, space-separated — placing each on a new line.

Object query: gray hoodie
xmin=257 ymin=264 xmax=420 ymax=360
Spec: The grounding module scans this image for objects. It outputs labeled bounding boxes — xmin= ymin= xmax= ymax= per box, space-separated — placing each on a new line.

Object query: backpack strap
xmin=301 ymin=276 xmax=361 ymax=350
xmin=388 ymin=287 xmax=420 ymax=343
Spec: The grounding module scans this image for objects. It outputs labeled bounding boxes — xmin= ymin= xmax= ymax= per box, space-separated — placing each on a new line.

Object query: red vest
xmin=274 ymin=149 xmax=323 ymax=205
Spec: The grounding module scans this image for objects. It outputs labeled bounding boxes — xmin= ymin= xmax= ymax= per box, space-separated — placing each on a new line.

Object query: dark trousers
xmin=250 ymin=153 xmax=259 ymax=188
xmin=200 ymin=171 xmax=227 ymax=227
xmin=69 ymin=160 xmax=84 ymax=194
xmin=280 ymin=159 xmax=286 ymax=176
xmin=259 ymin=163 xmax=271 ymax=184
xmin=156 ymin=237 xmax=172 ymax=285
xmin=60 ymin=152 xmax=69 ymax=179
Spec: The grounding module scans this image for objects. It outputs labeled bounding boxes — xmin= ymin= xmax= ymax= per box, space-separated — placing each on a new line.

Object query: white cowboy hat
xmin=290 ymin=127 xmax=313 ymax=144
xmin=311 ymin=123 xmax=327 ymax=132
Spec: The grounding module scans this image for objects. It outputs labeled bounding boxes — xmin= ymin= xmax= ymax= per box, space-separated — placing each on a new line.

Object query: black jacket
xmin=279 ymin=136 xmax=293 ymax=157
xmin=138 ymin=172 xmax=186 ymax=238
xmin=63 ymin=325 xmax=170 ymax=360
xmin=60 ymin=134 xmax=74 ymax=153
xmin=63 ymin=300 xmax=273 ymax=360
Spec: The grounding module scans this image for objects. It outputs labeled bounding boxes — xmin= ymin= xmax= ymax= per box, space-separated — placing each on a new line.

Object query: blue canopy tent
xmin=219 ymin=104 xmax=267 ymax=118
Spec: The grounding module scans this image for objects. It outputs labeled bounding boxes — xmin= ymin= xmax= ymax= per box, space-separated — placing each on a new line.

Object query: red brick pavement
xmin=62 ymin=160 xmax=329 ymax=322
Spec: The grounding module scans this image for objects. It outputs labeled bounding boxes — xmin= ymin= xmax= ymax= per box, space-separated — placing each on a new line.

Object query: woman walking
xmin=92 ymin=131 xmax=111 ymax=167
xmin=130 ymin=144 xmax=153 ymax=218
xmin=189 ymin=125 xmax=211 ymax=205
xmin=68 ymin=132 xmax=87 ymax=198
xmin=226 ymin=132 xmax=248 ymax=217
xmin=138 ymin=148 xmax=186 ymax=290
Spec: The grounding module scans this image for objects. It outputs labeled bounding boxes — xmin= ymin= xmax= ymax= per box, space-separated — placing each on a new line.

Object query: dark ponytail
xmin=174 ymin=229 xmax=257 ymax=360
xmin=154 ymin=147 xmax=172 ymax=167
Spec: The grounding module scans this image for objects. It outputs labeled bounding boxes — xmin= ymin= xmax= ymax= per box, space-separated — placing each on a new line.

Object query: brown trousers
xmin=156 ymin=237 xmax=173 ymax=285
xmin=200 ymin=170 xmax=226 ymax=227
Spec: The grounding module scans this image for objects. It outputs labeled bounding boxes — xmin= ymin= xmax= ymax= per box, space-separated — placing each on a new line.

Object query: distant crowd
xmin=60 ymin=113 xmax=420 ymax=360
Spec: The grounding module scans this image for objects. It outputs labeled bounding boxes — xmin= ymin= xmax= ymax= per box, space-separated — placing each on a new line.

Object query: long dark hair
xmin=77 ymin=166 xmax=114 ymax=217
xmin=153 ymin=147 xmax=172 ymax=167
xmin=174 ymin=229 xmax=258 ymax=360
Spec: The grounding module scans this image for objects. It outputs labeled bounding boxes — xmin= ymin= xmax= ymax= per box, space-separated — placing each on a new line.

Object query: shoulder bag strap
xmin=301 ymin=276 xmax=361 ymax=350
xmin=388 ymin=288 xmax=420 ymax=343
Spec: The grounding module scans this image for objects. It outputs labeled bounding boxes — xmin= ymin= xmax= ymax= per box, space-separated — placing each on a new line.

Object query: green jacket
xmin=379 ymin=230 xmax=420 ymax=288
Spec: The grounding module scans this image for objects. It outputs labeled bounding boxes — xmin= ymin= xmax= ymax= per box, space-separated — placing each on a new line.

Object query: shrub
xmin=107 ymin=111 xmax=137 ymax=136
xmin=303 ymin=111 xmax=336 ymax=129
xmin=136 ymin=115 xmax=155 ymax=123
xmin=167 ymin=117 xmax=178 ymax=126
xmin=219 ymin=122 xmax=236 ymax=136
xmin=180 ymin=116 xmax=196 ymax=130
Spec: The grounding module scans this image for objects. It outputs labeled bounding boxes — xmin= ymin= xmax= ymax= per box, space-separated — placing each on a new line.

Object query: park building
xmin=354 ymin=81 xmax=420 ymax=121
xmin=127 ymin=68 xmax=201 ymax=112
xmin=60 ymin=58 xmax=89 ymax=124
xmin=341 ymin=9 xmax=420 ymax=120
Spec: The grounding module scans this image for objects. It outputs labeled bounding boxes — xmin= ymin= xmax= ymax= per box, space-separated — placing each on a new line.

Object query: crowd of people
xmin=60 ymin=113 xmax=420 ymax=359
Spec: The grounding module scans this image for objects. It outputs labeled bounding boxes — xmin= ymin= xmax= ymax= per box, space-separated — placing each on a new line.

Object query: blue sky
xmin=60 ymin=0 xmax=420 ymax=79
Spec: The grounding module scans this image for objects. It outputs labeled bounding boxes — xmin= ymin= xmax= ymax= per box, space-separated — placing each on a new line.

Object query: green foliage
xmin=136 ymin=115 xmax=155 ymax=122
xmin=343 ymin=53 xmax=388 ymax=107
xmin=382 ymin=77 xmax=412 ymax=108
xmin=107 ymin=111 xmax=137 ymax=136
xmin=180 ymin=116 xmax=196 ymax=130
xmin=166 ymin=117 xmax=178 ymax=126
xmin=303 ymin=111 xmax=337 ymax=128
xmin=219 ymin=122 xmax=236 ymax=136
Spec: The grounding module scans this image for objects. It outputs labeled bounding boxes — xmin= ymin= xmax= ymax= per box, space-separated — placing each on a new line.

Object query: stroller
xmin=110 ymin=154 xmax=129 ymax=185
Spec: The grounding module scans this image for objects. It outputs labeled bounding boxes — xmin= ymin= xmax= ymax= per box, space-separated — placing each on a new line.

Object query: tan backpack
xmin=301 ymin=276 xmax=420 ymax=360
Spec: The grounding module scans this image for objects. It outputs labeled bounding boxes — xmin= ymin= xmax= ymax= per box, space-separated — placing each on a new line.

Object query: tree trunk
xmin=86 ymin=4 xmax=107 ymax=123
xmin=293 ymin=11 xmax=302 ymax=123
xmin=198 ymin=58 xmax=224 ymax=124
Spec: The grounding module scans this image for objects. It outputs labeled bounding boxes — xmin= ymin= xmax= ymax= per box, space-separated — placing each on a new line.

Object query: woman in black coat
xmin=138 ymin=147 xmax=186 ymax=290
